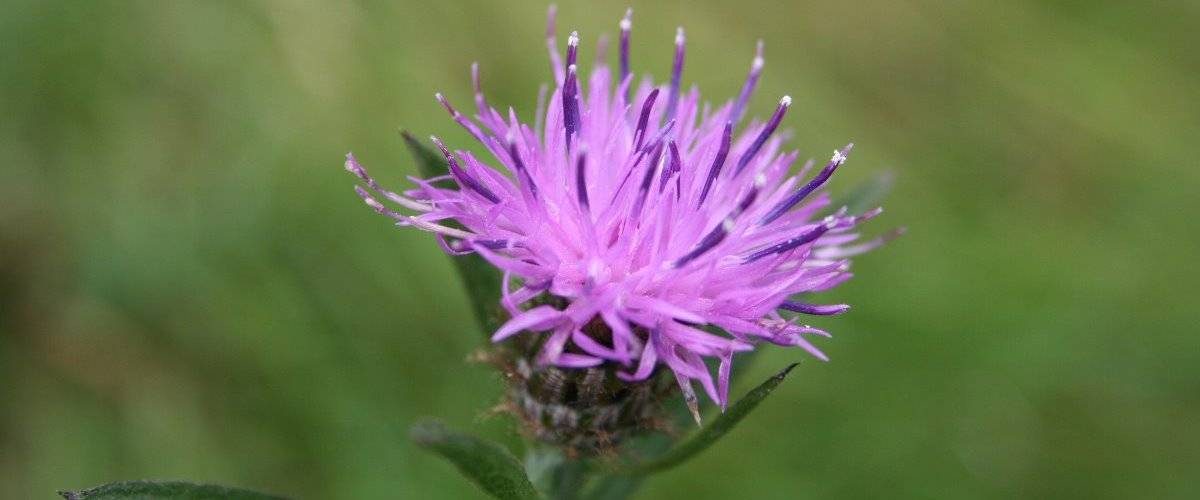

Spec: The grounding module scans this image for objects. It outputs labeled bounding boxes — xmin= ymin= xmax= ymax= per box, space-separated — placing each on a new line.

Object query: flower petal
xmin=490 ymin=305 xmax=564 ymax=342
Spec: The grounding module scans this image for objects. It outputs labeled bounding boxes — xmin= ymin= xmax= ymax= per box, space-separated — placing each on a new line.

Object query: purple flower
xmin=346 ymin=7 xmax=897 ymax=417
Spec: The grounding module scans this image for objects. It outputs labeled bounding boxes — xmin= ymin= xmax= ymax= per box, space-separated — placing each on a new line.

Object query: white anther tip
xmin=568 ymin=31 xmax=579 ymax=46
xmin=780 ymin=95 xmax=792 ymax=106
xmin=675 ymin=27 xmax=685 ymax=44
xmin=831 ymin=149 xmax=848 ymax=165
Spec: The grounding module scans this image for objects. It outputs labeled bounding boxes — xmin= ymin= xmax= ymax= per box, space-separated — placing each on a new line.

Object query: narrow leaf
xmin=619 ymin=363 xmax=800 ymax=475
xmin=411 ymin=420 xmax=541 ymax=500
xmin=401 ymin=130 xmax=506 ymax=338
xmin=58 ymin=480 xmax=284 ymax=500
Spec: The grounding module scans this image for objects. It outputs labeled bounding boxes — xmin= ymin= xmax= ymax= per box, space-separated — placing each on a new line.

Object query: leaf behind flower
xmin=411 ymin=419 xmax=541 ymax=500
xmin=615 ymin=362 xmax=800 ymax=476
xmin=401 ymin=130 xmax=507 ymax=338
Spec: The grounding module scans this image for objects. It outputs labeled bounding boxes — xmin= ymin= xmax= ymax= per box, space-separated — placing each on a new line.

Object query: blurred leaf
xmin=581 ymin=475 xmax=643 ymax=500
xmin=617 ymin=363 xmax=800 ymax=476
xmin=829 ymin=170 xmax=895 ymax=215
xmin=411 ymin=420 xmax=541 ymax=500
xmin=57 ymin=480 xmax=284 ymax=500
xmin=401 ymin=130 xmax=507 ymax=338
xmin=401 ymin=130 xmax=450 ymax=178
xmin=524 ymin=446 xmax=589 ymax=499
xmin=523 ymin=446 xmax=566 ymax=495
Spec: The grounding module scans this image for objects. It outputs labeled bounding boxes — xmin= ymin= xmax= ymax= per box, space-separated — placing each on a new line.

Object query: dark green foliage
xmin=58 ymin=481 xmax=284 ymax=500
xmin=619 ymin=363 xmax=801 ymax=475
xmin=410 ymin=420 xmax=541 ymax=500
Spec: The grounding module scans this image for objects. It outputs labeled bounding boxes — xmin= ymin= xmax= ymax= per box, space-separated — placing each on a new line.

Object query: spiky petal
xmin=345 ymin=9 xmax=896 ymax=411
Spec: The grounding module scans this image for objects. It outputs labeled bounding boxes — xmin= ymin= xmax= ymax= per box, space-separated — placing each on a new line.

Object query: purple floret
xmin=346 ymin=6 xmax=894 ymax=414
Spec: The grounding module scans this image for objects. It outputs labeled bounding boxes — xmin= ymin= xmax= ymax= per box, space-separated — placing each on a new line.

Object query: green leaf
xmin=401 ymin=130 xmax=507 ymax=338
xmin=523 ymin=446 xmax=566 ymax=495
xmin=524 ymin=446 xmax=590 ymax=500
xmin=618 ymin=363 xmax=801 ymax=475
xmin=58 ymin=480 xmax=284 ymax=500
xmin=580 ymin=475 xmax=644 ymax=500
xmin=401 ymin=130 xmax=450 ymax=178
xmin=411 ymin=419 xmax=541 ymax=500
xmin=829 ymin=170 xmax=895 ymax=215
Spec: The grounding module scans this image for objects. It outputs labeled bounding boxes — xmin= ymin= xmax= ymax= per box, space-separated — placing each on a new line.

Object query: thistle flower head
xmin=346 ymin=7 xmax=896 ymax=420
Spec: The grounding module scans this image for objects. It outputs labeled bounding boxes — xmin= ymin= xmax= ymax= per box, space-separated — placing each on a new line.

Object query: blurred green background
xmin=3 ymin=0 xmax=1198 ymax=498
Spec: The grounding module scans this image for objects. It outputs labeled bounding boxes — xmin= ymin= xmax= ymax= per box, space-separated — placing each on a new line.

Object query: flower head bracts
xmin=346 ymin=7 xmax=897 ymax=417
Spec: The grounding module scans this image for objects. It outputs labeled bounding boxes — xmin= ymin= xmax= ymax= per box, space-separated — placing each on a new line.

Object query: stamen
xmin=434 ymin=91 xmax=458 ymax=117
xmin=435 ymin=92 xmax=487 ymax=142
xmin=631 ymin=140 xmax=666 ymax=218
xmin=759 ymin=144 xmax=853 ymax=225
xmin=619 ymin=8 xmax=633 ymax=101
xmin=633 ymin=88 xmax=660 ymax=150
xmin=673 ymin=175 xmax=763 ymax=267
xmin=697 ymin=121 xmax=733 ymax=206
xmin=671 ymin=218 xmax=733 ymax=267
xmin=743 ymin=223 xmax=830 ymax=263
xmin=733 ymin=174 xmax=765 ymax=216
xmin=354 ymin=185 xmax=405 ymax=222
xmin=566 ymin=30 xmax=579 ymax=67
xmin=664 ymin=27 xmax=686 ymax=122
xmin=563 ymin=63 xmax=581 ymax=151
xmin=660 ymin=140 xmax=682 ymax=192
xmin=733 ymin=95 xmax=791 ymax=176
xmin=639 ymin=119 xmax=675 ymax=154
xmin=576 ymin=148 xmax=590 ymax=210
xmin=779 ymin=302 xmax=850 ymax=315
xmin=607 ymin=148 xmax=650 ymax=207
xmin=506 ymin=133 xmax=539 ymax=198
xmin=430 ymin=135 xmax=501 ymax=203
xmin=344 ymin=153 xmax=432 ymax=212
xmin=730 ymin=40 xmax=765 ymax=124
xmin=473 ymin=239 xmax=513 ymax=250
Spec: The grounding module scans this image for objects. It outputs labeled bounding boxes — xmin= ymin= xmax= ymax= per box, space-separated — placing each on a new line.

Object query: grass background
xmin=2 ymin=0 xmax=1198 ymax=498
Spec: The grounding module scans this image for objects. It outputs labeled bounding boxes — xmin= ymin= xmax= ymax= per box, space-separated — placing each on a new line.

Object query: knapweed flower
xmin=346 ymin=7 xmax=896 ymax=425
